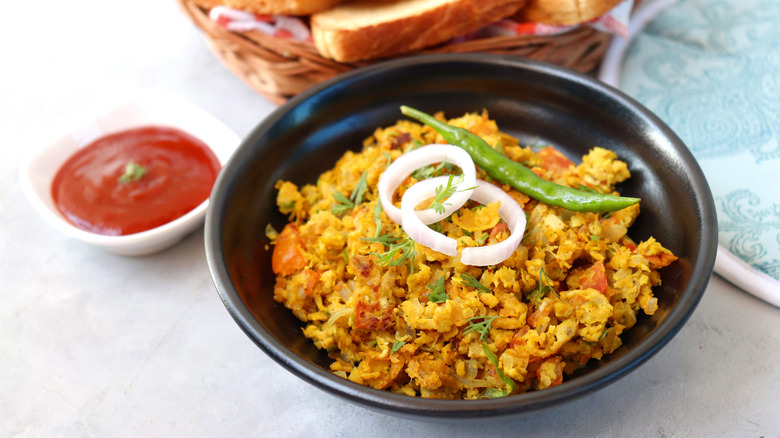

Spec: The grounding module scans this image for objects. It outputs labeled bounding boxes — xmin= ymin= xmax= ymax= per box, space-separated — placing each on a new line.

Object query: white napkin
xmin=598 ymin=0 xmax=780 ymax=307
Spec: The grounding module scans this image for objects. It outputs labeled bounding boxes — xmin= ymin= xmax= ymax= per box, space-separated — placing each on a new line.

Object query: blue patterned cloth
xmin=611 ymin=0 xmax=780 ymax=299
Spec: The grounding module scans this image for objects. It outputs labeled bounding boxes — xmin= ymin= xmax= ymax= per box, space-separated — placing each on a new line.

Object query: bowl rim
xmin=20 ymin=88 xmax=240 ymax=255
xmin=206 ymin=53 xmax=717 ymax=419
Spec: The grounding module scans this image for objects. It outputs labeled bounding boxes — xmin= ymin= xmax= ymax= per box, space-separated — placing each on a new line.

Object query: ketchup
xmin=51 ymin=126 xmax=221 ymax=236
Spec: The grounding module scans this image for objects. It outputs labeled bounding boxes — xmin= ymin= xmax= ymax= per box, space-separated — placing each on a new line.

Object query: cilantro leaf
xmin=458 ymin=273 xmax=491 ymax=294
xmin=362 ymin=233 xmax=402 ymax=245
xmin=463 ymin=315 xmax=500 ymax=341
xmin=431 ymin=174 xmax=477 ymax=215
xmin=427 ymin=276 xmax=448 ymax=303
xmin=331 ymin=170 xmax=368 ymax=216
xmin=429 ymin=174 xmax=462 ymax=215
xmin=350 ymin=170 xmax=368 ymax=206
xmin=330 ymin=192 xmax=355 ymax=215
xmin=118 ymin=161 xmax=147 ymax=184
xmin=365 ymin=233 xmax=417 ymax=273
xmin=410 ymin=161 xmax=453 ymax=180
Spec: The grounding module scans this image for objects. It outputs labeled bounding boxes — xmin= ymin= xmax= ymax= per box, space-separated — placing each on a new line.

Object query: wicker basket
xmin=178 ymin=0 xmax=615 ymax=104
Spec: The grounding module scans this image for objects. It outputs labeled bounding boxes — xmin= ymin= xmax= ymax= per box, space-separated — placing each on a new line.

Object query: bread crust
xmin=196 ymin=0 xmax=345 ymax=15
xmin=517 ymin=0 xmax=623 ymax=26
xmin=192 ymin=0 xmax=226 ymax=9
xmin=312 ymin=0 xmax=526 ymax=62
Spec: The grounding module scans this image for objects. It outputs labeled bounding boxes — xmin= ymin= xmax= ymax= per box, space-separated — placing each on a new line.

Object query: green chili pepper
xmin=400 ymin=106 xmax=640 ymax=212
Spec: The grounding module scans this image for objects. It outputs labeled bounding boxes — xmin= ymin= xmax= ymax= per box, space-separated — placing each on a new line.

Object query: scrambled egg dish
xmin=270 ymin=110 xmax=677 ymax=399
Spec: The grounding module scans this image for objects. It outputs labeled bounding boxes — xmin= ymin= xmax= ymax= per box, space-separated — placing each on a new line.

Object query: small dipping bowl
xmin=20 ymin=89 xmax=240 ymax=256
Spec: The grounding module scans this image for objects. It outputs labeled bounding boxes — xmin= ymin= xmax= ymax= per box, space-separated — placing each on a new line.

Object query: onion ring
xmin=460 ymin=180 xmax=528 ymax=266
xmin=378 ymin=144 xmax=477 ymax=225
xmin=400 ymin=176 xmax=458 ymax=256
xmin=400 ymin=178 xmax=528 ymax=266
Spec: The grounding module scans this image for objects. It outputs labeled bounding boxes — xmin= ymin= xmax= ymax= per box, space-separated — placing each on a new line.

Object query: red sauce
xmin=51 ymin=126 xmax=221 ymax=236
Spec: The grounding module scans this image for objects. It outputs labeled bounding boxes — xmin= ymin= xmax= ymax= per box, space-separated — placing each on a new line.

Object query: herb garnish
xmin=429 ymin=174 xmax=476 ymax=215
xmin=382 ymin=151 xmax=392 ymax=167
xmin=520 ymin=226 xmax=539 ymax=245
xmin=118 ymin=161 xmax=147 ymax=184
xmin=341 ymin=247 xmax=349 ymax=263
xmin=458 ymin=273 xmax=491 ymax=294
xmin=392 ymin=340 xmax=406 ymax=353
xmin=410 ymin=161 xmax=452 ymax=180
xmin=528 ymin=267 xmax=558 ymax=304
xmin=427 ymin=276 xmax=448 ymax=303
xmin=481 ymin=342 xmax=515 ymax=397
xmin=351 ymin=170 xmax=368 ymax=206
xmin=331 ymin=170 xmax=368 ymax=216
xmin=463 ymin=315 xmax=500 ymax=341
xmin=587 ymin=329 xmax=609 ymax=347
xmin=330 ymin=192 xmax=355 ymax=216
xmin=362 ymin=233 xmax=401 ymax=245
xmin=363 ymin=233 xmax=417 ymax=273
xmin=372 ymin=199 xmax=383 ymax=238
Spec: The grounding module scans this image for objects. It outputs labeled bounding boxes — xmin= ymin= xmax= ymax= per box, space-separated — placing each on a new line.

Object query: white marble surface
xmin=2 ymin=1 xmax=779 ymax=436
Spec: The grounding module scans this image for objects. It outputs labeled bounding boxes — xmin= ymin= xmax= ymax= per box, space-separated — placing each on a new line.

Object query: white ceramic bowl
xmin=20 ymin=89 xmax=240 ymax=256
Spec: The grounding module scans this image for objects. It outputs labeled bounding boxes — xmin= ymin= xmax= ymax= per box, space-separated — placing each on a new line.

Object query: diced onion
xmin=460 ymin=180 xmax=527 ymax=266
xmin=400 ymin=176 xmax=459 ymax=256
xmin=378 ymin=144 xmax=477 ymax=225
xmin=322 ymin=307 xmax=354 ymax=330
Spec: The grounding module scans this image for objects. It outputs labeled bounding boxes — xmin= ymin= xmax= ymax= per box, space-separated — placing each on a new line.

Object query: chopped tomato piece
xmin=620 ymin=236 xmax=637 ymax=252
xmin=580 ymin=260 xmax=608 ymax=294
xmin=538 ymin=146 xmax=574 ymax=173
xmin=527 ymin=300 xmax=553 ymax=328
xmin=509 ymin=325 xmax=530 ymax=349
xmin=489 ymin=222 xmax=510 ymax=240
xmin=271 ymin=223 xmax=306 ymax=276
xmin=301 ymin=267 xmax=320 ymax=296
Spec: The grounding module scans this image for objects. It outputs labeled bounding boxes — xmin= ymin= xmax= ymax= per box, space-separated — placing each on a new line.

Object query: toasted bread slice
xmin=311 ymin=0 xmax=527 ymax=62
xmin=517 ymin=0 xmax=623 ymax=26
xmin=195 ymin=0 xmax=345 ymax=15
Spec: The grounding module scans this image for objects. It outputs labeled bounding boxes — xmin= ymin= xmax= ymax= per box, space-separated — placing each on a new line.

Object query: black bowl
xmin=205 ymin=53 xmax=717 ymax=421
